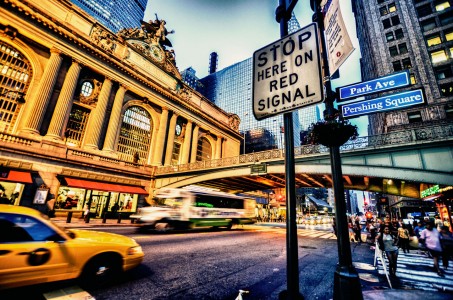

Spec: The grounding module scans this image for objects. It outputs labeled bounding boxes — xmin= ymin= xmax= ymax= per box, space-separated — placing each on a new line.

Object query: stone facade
xmin=352 ymin=0 xmax=453 ymax=135
xmin=0 ymin=0 xmax=241 ymax=213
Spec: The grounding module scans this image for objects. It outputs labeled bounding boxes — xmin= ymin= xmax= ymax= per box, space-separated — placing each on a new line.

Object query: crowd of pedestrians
xmin=350 ymin=215 xmax=453 ymax=278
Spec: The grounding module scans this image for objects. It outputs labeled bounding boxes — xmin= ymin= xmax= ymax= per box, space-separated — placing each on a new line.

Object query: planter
xmin=306 ymin=121 xmax=358 ymax=147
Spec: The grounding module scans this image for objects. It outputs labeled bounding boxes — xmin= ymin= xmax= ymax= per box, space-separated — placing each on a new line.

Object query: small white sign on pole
xmin=252 ymin=23 xmax=323 ymax=120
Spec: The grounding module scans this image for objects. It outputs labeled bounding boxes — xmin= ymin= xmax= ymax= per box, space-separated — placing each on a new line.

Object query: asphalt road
xmin=1 ymin=225 xmax=348 ymax=300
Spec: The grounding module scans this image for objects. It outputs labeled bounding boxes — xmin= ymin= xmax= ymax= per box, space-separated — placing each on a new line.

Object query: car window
xmin=0 ymin=213 xmax=60 ymax=243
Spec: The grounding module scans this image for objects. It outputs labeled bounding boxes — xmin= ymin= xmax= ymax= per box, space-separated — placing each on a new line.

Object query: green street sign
xmin=251 ymin=164 xmax=267 ymax=174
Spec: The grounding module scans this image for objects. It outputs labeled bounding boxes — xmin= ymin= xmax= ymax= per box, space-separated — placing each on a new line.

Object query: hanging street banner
xmin=252 ymin=23 xmax=323 ymax=120
xmin=337 ymin=70 xmax=411 ymax=101
xmin=339 ymin=88 xmax=425 ymax=118
xmin=323 ymin=0 xmax=355 ymax=75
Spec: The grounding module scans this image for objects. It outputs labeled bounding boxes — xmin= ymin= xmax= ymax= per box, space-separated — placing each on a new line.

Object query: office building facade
xmin=71 ymin=0 xmax=147 ymax=32
xmin=352 ymin=0 xmax=453 ymax=135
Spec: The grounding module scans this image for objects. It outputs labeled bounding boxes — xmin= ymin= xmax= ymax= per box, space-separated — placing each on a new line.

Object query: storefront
xmin=0 ymin=169 xmax=33 ymax=205
xmin=57 ymin=177 xmax=148 ymax=218
xmin=422 ymin=185 xmax=452 ymax=231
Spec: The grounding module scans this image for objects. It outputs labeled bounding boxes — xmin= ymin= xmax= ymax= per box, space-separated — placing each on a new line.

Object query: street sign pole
xmin=311 ymin=1 xmax=363 ymax=299
xmin=276 ymin=1 xmax=303 ymax=299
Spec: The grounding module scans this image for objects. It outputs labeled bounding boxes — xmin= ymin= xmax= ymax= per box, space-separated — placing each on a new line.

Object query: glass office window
xmin=435 ymin=1 xmax=450 ymax=11
xmin=426 ymin=33 xmax=442 ymax=46
xmin=431 ymin=49 xmax=448 ymax=63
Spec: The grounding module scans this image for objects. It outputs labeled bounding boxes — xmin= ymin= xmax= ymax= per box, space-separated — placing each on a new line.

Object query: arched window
xmin=196 ymin=137 xmax=212 ymax=161
xmin=0 ymin=41 xmax=31 ymax=133
xmin=117 ymin=106 xmax=152 ymax=163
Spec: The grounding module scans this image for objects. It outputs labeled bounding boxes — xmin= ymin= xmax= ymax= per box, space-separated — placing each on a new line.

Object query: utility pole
xmin=310 ymin=1 xmax=363 ymax=299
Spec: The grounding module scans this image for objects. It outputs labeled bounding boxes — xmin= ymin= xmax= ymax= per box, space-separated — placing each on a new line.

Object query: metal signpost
xmin=337 ymin=70 xmax=411 ymax=101
xmin=253 ymin=0 xmax=321 ymax=298
xmin=310 ymin=0 xmax=363 ymax=299
xmin=340 ymin=89 xmax=425 ymax=118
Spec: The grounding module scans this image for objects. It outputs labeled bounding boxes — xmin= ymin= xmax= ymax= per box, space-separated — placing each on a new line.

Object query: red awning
xmin=64 ymin=177 xmax=148 ymax=195
xmin=1 ymin=170 xmax=33 ymax=183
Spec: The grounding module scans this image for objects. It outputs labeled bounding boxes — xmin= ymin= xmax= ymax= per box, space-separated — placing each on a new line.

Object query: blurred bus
xmin=130 ymin=188 xmax=256 ymax=231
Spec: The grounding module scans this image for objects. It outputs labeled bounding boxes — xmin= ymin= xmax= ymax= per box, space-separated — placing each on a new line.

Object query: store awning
xmin=64 ymin=177 xmax=148 ymax=195
xmin=1 ymin=170 xmax=33 ymax=183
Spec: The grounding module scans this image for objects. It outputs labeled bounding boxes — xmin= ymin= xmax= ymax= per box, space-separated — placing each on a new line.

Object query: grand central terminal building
xmin=0 ymin=0 xmax=242 ymax=217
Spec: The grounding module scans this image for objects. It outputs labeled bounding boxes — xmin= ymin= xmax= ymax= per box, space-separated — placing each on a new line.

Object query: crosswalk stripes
xmin=375 ymin=249 xmax=453 ymax=291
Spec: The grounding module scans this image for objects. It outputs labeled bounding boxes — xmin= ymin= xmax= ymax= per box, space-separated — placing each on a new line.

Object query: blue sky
xmin=144 ymin=0 xmax=368 ymax=135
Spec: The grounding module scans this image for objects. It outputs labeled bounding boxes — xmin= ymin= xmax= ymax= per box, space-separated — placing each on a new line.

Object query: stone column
xmin=102 ymin=84 xmax=126 ymax=152
xmin=164 ymin=113 xmax=178 ymax=166
xmin=190 ymin=125 xmax=200 ymax=163
xmin=45 ymin=60 xmax=82 ymax=140
xmin=215 ymin=136 xmax=222 ymax=159
xmin=181 ymin=121 xmax=193 ymax=164
xmin=21 ymin=48 xmax=63 ymax=135
xmin=152 ymin=108 xmax=169 ymax=165
xmin=84 ymin=77 xmax=113 ymax=149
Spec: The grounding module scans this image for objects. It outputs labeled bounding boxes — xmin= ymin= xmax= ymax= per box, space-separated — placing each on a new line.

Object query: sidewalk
xmin=50 ymin=217 xmax=453 ymax=299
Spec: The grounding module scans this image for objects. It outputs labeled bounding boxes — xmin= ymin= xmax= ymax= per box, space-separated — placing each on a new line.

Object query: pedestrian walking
xmin=439 ymin=225 xmax=453 ymax=271
xmin=397 ymin=223 xmax=410 ymax=253
xmin=377 ymin=225 xmax=399 ymax=276
xmin=420 ymin=221 xmax=444 ymax=276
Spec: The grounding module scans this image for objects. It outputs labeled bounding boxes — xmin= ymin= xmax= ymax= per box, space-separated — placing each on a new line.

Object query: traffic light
xmin=365 ymin=212 xmax=373 ymax=220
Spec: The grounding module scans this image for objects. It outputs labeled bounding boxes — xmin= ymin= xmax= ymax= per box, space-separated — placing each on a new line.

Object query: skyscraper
xmin=351 ymin=0 xmax=453 ymax=135
xmin=71 ymin=0 xmax=147 ymax=33
xmin=188 ymin=13 xmax=324 ymax=152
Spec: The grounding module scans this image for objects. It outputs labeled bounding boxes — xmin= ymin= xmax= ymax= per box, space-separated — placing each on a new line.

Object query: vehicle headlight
xmin=127 ymin=246 xmax=143 ymax=255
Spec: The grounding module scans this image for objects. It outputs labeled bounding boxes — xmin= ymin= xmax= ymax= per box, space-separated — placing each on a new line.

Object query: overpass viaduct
xmin=153 ymin=124 xmax=453 ymax=199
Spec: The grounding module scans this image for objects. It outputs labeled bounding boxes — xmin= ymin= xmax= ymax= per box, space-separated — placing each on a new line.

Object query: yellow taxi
xmin=0 ymin=204 xmax=144 ymax=289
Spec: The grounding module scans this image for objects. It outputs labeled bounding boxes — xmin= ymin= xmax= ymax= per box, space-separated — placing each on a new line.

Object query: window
xmin=410 ymin=74 xmax=417 ymax=84
xmin=380 ymin=6 xmax=389 ymax=16
xmin=386 ymin=32 xmax=395 ymax=42
xmin=417 ymin=4 xmax=432 ymax=17
xmin=431 ymin=49 xmax=448 ymax=63
xmin=393 ymin=61 xmax=402 ymax=71
xmin=117 ymin=106 xmax=152 ymax=163
xmin=421 ymin=18 xmax=437 ymax=31
xmin=440 ymin=82 xmax=453 ymax=96
xmin=80 ymin=81 xmax=93 ymax=97
xmin=0 ymin=213 xmax=59 ymax=242
xmin=426 ymin=33 xmax=442 ymax=46
xmin=388 ymin=3 xmax=397 ymax=12
xmin=435 ymin=1 xmax=450 ymax=11
xmin=395 ymin=28 xmax=404 ymax=39
xmin=389 ymin=45 xmax=399 ymax=56
xmin=377 ymin=0 xmax=385 ymax=4
xmin=434 ymin=65 xmax=453 ymax=79
xmin=391 ymin=15 xmax=400 ymax=25
xmin=402 ymin=58 xmax=412 ymax=69
xmin=398 ymin=43 xmax=408 ymax=54
xmin=66 ymin=105 xmax=90 ymax=147
xmin=408 ymin=111 xmax=422 ymax=123
xmin=445 ymin=103 xmax=453 ymax=119
xmin=383 ymin=18 xmax=392 ymax=29
xmin=439 ymin=12 xmax=453 ymax=25
xmin=171 ymin=142 xmax=181 ymax=165
xmin=196 ymin=137 xmax=212 ymax=161
xmin=446 ymin=31 xmax=453 ymax=41
xmin=0 ymin=41 xmax=31 ymax=133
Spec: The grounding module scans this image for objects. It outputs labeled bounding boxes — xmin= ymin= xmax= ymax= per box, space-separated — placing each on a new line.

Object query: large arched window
xmin=0 ymin=41 xmax=31 ymax=133
xmin=196 ymin=137 xmax=212 ymax=161
xmin=117 ymin=106 xmax=152 ymax=163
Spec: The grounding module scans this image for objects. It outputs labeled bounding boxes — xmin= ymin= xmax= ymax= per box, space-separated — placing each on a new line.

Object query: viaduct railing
xmin=155 ymin=122 xmax=453 ymax=175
